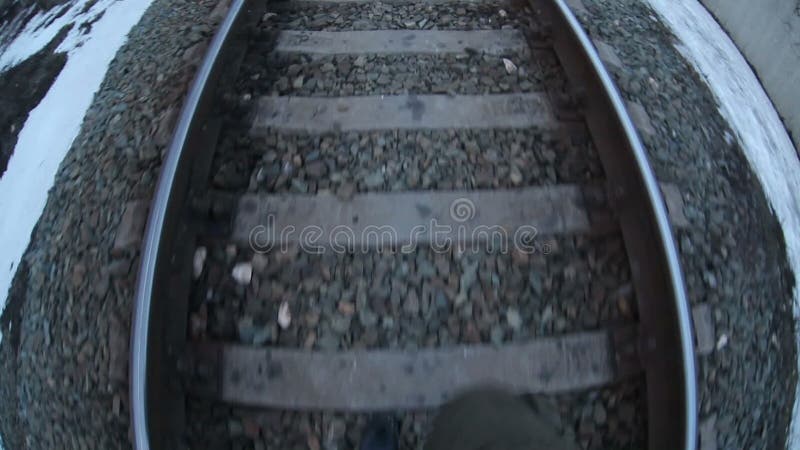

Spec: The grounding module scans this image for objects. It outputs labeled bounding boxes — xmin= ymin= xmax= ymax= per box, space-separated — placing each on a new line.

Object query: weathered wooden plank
xmin=204 ymin=330 xmax=617 ymax=410
xmin=251 ymin=93 xmax=558 ymax=133
xmin=234 ymin=185 xmax=599 ymax=250
xmin=275 ymin=30 xmax=527 ymax=55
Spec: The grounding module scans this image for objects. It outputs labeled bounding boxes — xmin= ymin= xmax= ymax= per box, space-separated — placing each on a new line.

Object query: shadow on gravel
xmin=0 ymin=23 xmax=70 ymax=178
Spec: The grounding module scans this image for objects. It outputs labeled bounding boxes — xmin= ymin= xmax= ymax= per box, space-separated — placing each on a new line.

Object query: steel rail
xmin=130 ymin=1 xmax=250 ymax=448
xmin=130 ymin=1 xmax=697 ymax=449
xmin=536 ymin=1 xmax=698 ymax=449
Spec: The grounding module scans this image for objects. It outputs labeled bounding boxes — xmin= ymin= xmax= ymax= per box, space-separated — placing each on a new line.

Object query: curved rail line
xmin=130 ymin=1 xmax=698 ymax=449
xmin=539 ymin=1 xmax=697 ymax=449
xmin=130 ymin=1 xmax=251 ymax=447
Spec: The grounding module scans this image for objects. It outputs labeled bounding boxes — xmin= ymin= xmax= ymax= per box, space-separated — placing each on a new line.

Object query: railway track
xmin=131 ymin=0 xmax=697 ymax=448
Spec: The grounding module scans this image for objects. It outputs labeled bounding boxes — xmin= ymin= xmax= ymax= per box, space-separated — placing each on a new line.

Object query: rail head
xmin=536 ymin=0 xmax=698 ymax=449
xmin=130 ymin=1 xmax=250 ymax=448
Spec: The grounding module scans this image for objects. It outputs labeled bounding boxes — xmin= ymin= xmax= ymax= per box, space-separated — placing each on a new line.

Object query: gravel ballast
xmin=264 ymin=1 xmax=538 ymax=32
xmin=209 ymin=1 xmax=594 ymax=197
xmin=235 ymin=51 xmax=555 ymax=97
xmin=186 ymin=1 xmax=645 ymax=449
xmin=185 ymin=381 xmax=645 ymax=450
xmin=0 ymin=0 xmax=227 ymax=447
xmin=190 ymin=235 xmax=634 ymax=350
xmin=573 ymin=0 xmax=797 ymax=448
xmin=210 ymin=127 xmax=600 ymax=194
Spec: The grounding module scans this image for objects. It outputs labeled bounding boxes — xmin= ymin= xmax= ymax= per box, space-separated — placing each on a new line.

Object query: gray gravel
xmin=187 ymin=2 xmax=645 ymax=449
xmin=190 ymin=234 xmax=634 ymax=350
xmin=0 ymin=0 xmax=227 ymax=448
xmin=185 ymin=382 xmax=644 ymax=450
xmin=263 ymin=0 xmax=540 ymax=32
xmin=244 ymin=0 xmax=570 ymax=99
xmin=556 ymin=381 xmax=646 ymax=450
xmin=574 ymin=0 xmax=797 ymax=448
xmin=210 ymin=127 xmax=601 ymax=194
xmin=209 ymin=0 xmax=585 ymax=198
xmin=235 ymin=51 xmax=555 ymax=97
xmin=185 ymin=400 xmax=436 ymax=450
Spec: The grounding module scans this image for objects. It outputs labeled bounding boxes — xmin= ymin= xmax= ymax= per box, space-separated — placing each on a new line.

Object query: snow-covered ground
xmin=0 ymin=0 xmax=153 ymax=345
xmin=643 ymin=0 xmax=800 ymax=447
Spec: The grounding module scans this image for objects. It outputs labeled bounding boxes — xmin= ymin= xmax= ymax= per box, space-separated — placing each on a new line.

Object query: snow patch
xmin=3 ymin=1 xmax=84 ymax=71
xmin=0 ymin=0 xmax=154 ymax=344
xmin=644 ymin=0 xmax=800 ymax=447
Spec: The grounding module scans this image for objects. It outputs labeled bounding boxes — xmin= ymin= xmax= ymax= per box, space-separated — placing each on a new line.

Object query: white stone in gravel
xmin=509 ymin=166 xmax=523 ymax=185
xmin=502 ymin=58 xmax=517 ymax=74
xmin=715 ymin=333 xmax=728 ymax=351
xmin=232 ymin=262 xmax=253 ymax=286
xmin=278 ymin=301 xmax=292 ymax=329
xmin=643 ymin=0 xmax=800 ymax=444
xmin=506 ymin=308 xmax=523 ymax=330
xmin=0 ymin=0 xmax=153 ymax=342
xmin=193 ymin=247 xmax=208 ymax=279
